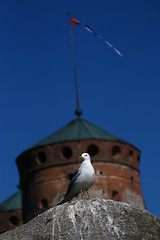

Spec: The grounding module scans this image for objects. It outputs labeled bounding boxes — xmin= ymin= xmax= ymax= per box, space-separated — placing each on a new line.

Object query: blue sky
xmin=0 ymin=0 xmax=160 ymax=218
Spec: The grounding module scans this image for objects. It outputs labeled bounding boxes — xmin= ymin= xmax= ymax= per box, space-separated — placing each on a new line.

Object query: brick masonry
xmin=0 ymin=210 xmax=22 ymax=234
xmin=16 ymin=139 xmax=144 ymax=223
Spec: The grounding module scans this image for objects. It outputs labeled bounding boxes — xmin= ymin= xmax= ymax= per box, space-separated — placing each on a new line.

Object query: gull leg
xmin=80 ymin=190 xmax=84 ymax=199
xmin=87 ymin=190 xmax=90 ymax=199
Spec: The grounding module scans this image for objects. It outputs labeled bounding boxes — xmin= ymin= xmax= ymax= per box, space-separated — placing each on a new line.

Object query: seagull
xmin=58 ymin=153 xmax=95 ymax=205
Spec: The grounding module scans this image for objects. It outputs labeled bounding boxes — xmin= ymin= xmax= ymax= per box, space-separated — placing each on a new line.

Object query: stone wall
xmin=0 ymin=199 xmax=159 ymax=240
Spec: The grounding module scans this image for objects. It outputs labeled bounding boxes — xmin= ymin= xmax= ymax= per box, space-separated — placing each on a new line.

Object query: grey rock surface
xmin=0 ymin=199 xmax=160 ymax=240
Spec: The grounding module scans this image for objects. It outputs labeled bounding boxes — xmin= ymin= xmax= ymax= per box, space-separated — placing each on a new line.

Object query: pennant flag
xmin=70 ymin=16 xmax=123 ymax=57
xmin=70 ymin=18 xmax=81 ymax=25
xmin=84 ymin=25 xmax=96 ymax=36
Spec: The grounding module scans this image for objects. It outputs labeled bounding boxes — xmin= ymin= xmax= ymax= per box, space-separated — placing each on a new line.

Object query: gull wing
xmin=65 ymin=168 xmax=81 ymax=197
xmin=58 ymin=167 xmax=82 ymax=204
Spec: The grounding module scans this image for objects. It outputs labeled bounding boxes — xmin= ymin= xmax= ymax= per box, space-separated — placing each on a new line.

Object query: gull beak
xmin=79 ymin=155 xmax=84 ymax=162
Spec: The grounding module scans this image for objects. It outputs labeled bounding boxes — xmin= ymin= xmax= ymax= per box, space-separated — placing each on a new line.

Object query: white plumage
xmin=59 ymin=153 xmax=95 ymax=204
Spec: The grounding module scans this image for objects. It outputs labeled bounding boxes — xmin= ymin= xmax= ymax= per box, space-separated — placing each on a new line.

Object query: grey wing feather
xmin=57 ymin=168 xmax=81 ymax=205
xmin=65 ymin=168 xmax=81 ymax=197
xmin=68 ymin=168 xmax=79 ymax=180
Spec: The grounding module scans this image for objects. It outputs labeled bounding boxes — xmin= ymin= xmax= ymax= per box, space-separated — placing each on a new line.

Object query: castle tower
xmin=0 ymin=192 xmax=22 ymax=233
xmin=16 ymin=117 xmax=145 ymax=223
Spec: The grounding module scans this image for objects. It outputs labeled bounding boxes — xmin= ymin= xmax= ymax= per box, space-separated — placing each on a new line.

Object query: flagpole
xmin=68 ymin=12 xmax=82 ymax=117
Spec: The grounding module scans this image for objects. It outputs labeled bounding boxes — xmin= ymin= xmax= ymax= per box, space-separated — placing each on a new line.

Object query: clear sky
xmin=0 ymin=0 xmax=160 ymax=218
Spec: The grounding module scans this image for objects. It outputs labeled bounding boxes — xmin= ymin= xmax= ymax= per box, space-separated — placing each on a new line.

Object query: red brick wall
xmin=17 ymin=140 xmax=140 ymax=175
xmin=0 ymin=210 xmax=22 ymax=234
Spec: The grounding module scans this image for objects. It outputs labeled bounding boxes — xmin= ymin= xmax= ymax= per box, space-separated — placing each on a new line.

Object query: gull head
xmin=79 ymin=153 xmax=91 ymax=161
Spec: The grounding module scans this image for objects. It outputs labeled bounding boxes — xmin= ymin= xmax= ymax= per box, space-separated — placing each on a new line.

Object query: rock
xmin=0 ymin=199 xmax=159 ymax=240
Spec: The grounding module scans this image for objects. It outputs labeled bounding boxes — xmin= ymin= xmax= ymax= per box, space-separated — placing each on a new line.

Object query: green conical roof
xmin=0 ymin=192 xmax=22 ymax=212
xmin=32 ymin=118 xmax=127 ymax=149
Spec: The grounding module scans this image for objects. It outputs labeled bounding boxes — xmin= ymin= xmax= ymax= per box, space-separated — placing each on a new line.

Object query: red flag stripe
xmin=70 ymin=18 xmax=80 ymax=25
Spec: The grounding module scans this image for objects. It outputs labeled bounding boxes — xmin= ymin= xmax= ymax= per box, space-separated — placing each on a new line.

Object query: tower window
xmin=39 ymin=199 xmax=48 ymax=209
xmin=112 ymin=190 xmax=120 ymax=201
xmin=112 ymin=146 xmax=121 ymax=156
xmin=97 ymin=170 xmax=103 ymax=176
xmin=62 ymin=147 xmax=72 ymax=159
xmin=87 ymin=144 xmax=99 ymax=157
xmin=129 ymin=150 xmax=133 ymax=156
xmin=130 ymin=176 xmax=134 ymax=183
xmin=68 ymin=173 xmax=74 ymax=180
xmin=9 ymin=216 xmax=20 ymax=226
xmin=37 ymin=152 xmax=47 ymax=164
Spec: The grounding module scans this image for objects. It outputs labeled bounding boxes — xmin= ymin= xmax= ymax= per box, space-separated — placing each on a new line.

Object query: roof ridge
xmin=18 ymin=118 xmax=136 ymax=154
